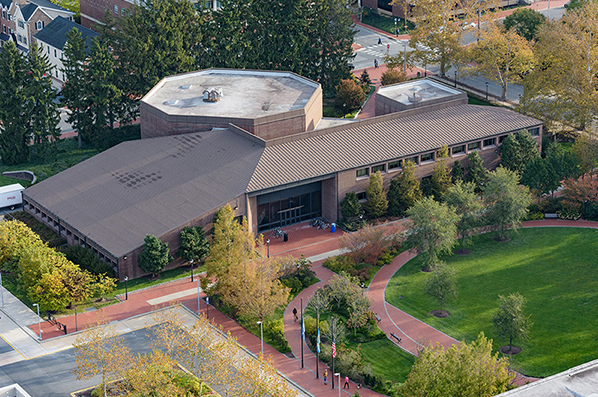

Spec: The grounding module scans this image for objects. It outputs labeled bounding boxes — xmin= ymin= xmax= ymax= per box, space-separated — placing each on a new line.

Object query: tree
xmin=443 ymin=181 xmax=483 ymax=251
xmin=571 ymin=133 xmax=598 ymax=176
xmin=522 ymin=3 xmax=598 ymax=130
xmin=465 ymin=151 xmax=487 ymax=191
xmin=339 ymin=224 xmax=399 ymax=265
xmin=466 ymin=23 xmax=535 ymax=101
xmin=562 ymin=175 xmax=598 ymax=214
xmin=205 ymin=204 xmax=257 ymax=296
xmin=380 ymin=66 xmax=407 ymax=86
xmin=451 ymin=159 xmax=464 ymax=183
xmin=335 ymin=79 xmax=365 ymax=112
xmin=125 ymin=350 xmax=193 ymax=396
xmin=500 ymin=130 xmax=539 ymax=175
xmin=25 ymin=43 xmax=61 ymax=159
xmin=431 ymin=146 xmax=451 ymax=200
xmin=340 ymin=192 xmax=363 ymax=220
xmin=62 ymin=27 xmax=92 ymax=148
xmin=391 ymin=160 xmax=422 ymax=215
xmin=405 ymin=197 xmax=460 ymax=268
xmin=400 ymin=0 xmax=472 ymax=76
xmin=493 ymin=293 xmax=532 ymax=353
xmin=424 ymin=262 xmax=457 ymax=315
xmin=222 ymin=253 xmax=290 ymax=322
xmin=138 ymin=235 xmax=173 ymax=277
xmin=0 ymin=42 xmax=33 ymax=165
xmin=365 ymin=171 xmax=388 ymax=218
xmin=72 ymin=320 xmax=132 ymax=397
xmin=178 ymin=226 xmax=209 ymax=264
xmin=327 ymin=272 xmax=362 ymax=311
xmin=401 ymin=333 xmax=514 ymax=397
xmin=359 ymin=69 xmax=372 ymax=86
xmin=483 ymin=167 xmax=533 ymax=240
xmin=503 ymin=8 xmax=547 ymax=41
xmin=522 ymin=142 xmax=578 ymax=196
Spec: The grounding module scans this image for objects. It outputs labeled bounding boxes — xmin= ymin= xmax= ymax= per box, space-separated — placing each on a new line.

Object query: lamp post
xmin=403 ymin=43 xmax=407 ymax=74
xmin=485 ymin=81 xmax=489 ymax=101
xmin=197 ymin=277 xmax=205 ymax=317
xmin=190 ymin=259 xmax=194 ymax=282
xmin=257 ymin=321 xmax=263 ymax=356
xmin=266 ymin=239 xmax=270 ymax=258
xmin=75 ymin=307 xmax=78 ymax=331
xmin=335 ymin=373 xmax=341 ymax=397
xmin=454 ymin=70 xmax=457 ymax=88
xmin=0 ymin=272 xmax=4 ymax=308
xmin=124 ymin=276 xmax=128 ymax=300
xmin=33 ymin=303 xmax=41 ymax=340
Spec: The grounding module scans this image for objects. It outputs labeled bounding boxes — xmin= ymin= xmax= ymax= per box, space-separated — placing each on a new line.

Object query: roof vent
xmin=180 ymin=84 xmax=193 ymax=89
xmin=203 ymin=87 xmax=223 ymax=102
xmin=164 ymin=99 xmax=178 ymax=106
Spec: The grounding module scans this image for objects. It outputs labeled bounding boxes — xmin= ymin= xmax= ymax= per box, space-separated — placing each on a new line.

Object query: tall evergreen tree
xmin=0 ymin=41 xmax=30 ymax=165
xmin=451 ymin=159 xmax=464 ymax=183
xmin=516 ymin=130 xmax=540 ymax=168
xmin=25 ymin=43 xmax=61 ymax=159
xmin=85 ymin=38 xmax=122 ymax=142
xmin=431 ymin=146 xmax=451 ymax=200
xmin=178 ymin=226 xmax=210 ymax=263
xmin=340 ymin=192 xmax=363 ymax=220
xmin=500 ymin=130 xmax=539 ymax=174
xmin=138 ymin=235 xmax=173 ymax=277
xmin=365 ymin=171 xmax=388 ymax=218
xmin=465 ymin=151 xmax=487 ymax=192
xmin=62 ymin=27 xmax=92 ymax=148
xmin=394 ymin=160 xmax=423 ymax=213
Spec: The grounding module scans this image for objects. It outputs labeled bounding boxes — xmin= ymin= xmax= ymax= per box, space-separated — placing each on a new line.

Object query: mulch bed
xmin=430 ymin=310 xmax=450 ymax=318
xmin=499 ymin=345 xmax=522 ymax=355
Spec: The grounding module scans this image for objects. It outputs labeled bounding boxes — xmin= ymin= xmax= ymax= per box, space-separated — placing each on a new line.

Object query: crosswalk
xmin=355 ymin=41 xmax=409 ymax=56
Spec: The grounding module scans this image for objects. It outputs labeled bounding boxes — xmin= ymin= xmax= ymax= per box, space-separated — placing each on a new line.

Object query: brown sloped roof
xmin=24 ymin=128 xmax=264 ymax=258
xmin=247 ymin=104 xmax=541 ymax=192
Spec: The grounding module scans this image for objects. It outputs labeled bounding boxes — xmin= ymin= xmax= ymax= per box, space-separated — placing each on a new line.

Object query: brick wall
xmin=321 ymin=177 xmax=337 ymax=221
xmin=80 ymin=0 xmax=130 ymax=29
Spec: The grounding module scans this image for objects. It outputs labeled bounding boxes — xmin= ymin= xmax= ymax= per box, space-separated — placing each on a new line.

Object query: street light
xmin=335 ymin=373 xmax=341 ymax=397
xmin=190 ymin=259 xmax=194 ymax=282
xmin=454 ymin=70 xmax=457 ymax=88
xmin=485 ymin=81 xmax=489 ymax=101
xmin=32 ymin=303 xmax=41 ymax=340
xmin=124 ymin=276 xmax=128 ymax=300
xmin=197 ymin=277 xmax=201 ymax=316
xmin=266 ymin=239 xmax=270 ymax=258
xmin=257 ymin=321 xmax=263 ymax=356
xmin=0 ymin=272 xmax=4 ymax=308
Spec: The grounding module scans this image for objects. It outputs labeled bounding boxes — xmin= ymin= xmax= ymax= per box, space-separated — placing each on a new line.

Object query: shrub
xmin=60 ymin=245 xmax=115 ymax=277
xmin=323 ymin=255 xmax=357 ymax=274
xmin=381 ymin=67 xmax=407 ymax=86
xmin=335 ymin=79 xmax=366 ymax=111
xmin=375 ymin=248 xmax=400 ymax=266
xmin=526 ymin=211 xmax=544 ymax=221
xmin=341 ymin=192 xmax=364 ymax=220
xmin=278 ymin=255 xmax=317 ymax=293
xmin=267 ymin=319 xmax=291 ymax=353
xmin=339 ymin=224 xmax=398 ymax=265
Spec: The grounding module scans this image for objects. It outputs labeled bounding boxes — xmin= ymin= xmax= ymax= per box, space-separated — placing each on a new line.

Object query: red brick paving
xmin=31 ymin=219 xmax=598 ymax=394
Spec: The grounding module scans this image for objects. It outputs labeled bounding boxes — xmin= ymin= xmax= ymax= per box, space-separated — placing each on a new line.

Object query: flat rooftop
xmin=377 ymin=78 xmax=462 ymax=106
xmin=142 ymin=69 xmax=319 ymax=119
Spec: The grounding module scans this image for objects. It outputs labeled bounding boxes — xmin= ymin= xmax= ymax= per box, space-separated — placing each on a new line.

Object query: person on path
xmin=378 ymin=37 xmax=382 ymax=45
xmin=374 ymin=59 xmax=379 ymax=69
xmin=292 ymin=307 xmax=298 ymax=321
xmin=344 ymin=376 xmax=350 ymax=389
xmin=323 ymin=369 xmax=328 ymax=385
xmin=396 ymin=28 xmax=399 ymax=36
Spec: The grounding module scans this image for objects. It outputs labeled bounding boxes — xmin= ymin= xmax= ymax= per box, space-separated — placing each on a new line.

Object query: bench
xmin=375 ymin=313 xmax=382 ymax=323
xmin=545 ymin=213 xmax=558 ymax=220
xmin=390 ymin=333 xmax=401 ymax=343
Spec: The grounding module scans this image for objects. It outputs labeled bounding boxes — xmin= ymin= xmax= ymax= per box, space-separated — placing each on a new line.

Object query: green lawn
xmin=468 ymin=95 xmax=496 ymax=106
xmin=361 ymin=8 xmax=414 ymax=35
xmin=350 ymin=338 xmax=415 ymax=383
xmin=386 ymin=228 xmax=598 ymax=378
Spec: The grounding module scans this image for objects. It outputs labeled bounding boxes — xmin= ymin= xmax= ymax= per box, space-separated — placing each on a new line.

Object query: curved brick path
xmin=285 ymin=219 xmax=598 ymax=392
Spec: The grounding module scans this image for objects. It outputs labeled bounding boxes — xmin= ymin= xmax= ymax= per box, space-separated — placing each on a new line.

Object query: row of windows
xmin=25 ymin=200 xmax=117 ymax=267
xmin=47 ymin=44 xmax=63 ymax=59
xmin=113 ymin=4 xmax=126 ymax=16
xmin=355 ymin=129 xmax=540 ymax=179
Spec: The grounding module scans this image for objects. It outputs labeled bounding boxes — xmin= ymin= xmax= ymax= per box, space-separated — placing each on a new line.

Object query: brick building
xmin=22 ymin=70 xmax=542 ymax=280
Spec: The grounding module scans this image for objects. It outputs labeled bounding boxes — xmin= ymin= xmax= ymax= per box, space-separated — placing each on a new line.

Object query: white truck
xmin=0 ymin=183 xmax=24 ymax=210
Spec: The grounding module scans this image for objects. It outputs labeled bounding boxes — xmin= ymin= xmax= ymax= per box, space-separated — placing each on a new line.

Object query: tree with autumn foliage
xmin=522 ymin=2 xmax=598 ymax=130
xmin=72 ymin=319 xmax=132 ymax=397
xmin=335 ymin=79 xmax=365 ymax=112
xmin=466 ymin=22 xmax=535 ymax=101
xmin=339 ymin=224 xmax=399 ymax=265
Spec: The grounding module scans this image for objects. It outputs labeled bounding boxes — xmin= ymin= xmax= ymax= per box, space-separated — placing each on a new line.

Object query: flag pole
xmin=301 ymin=297 xmax=304 ymax=369
xmin=331 ymin=317 xmax=335 ymax=390
xmin=316 ymin=308 xmax=319 ymax=379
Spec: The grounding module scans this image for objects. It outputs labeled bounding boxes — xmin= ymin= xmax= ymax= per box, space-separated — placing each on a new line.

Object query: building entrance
xmin=257 ymin=182 xmax=322 ymax=232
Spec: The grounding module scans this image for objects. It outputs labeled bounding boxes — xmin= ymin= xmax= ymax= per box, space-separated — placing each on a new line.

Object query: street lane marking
xmin=146 ymin=287 xmax=203 ymax=306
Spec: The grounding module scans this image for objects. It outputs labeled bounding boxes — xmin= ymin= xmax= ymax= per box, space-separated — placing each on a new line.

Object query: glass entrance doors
xmin=257 ymin=182 xmax=322 ymax=232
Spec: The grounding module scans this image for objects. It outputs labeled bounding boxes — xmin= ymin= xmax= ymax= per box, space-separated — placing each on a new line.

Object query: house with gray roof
xmin=22 ymin=70 xmax=542 ymax=280
xmin=34 ymin=16 xmax=98 ymax=84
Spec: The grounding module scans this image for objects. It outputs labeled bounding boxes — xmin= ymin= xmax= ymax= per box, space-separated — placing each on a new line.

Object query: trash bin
xmin=331 ymin=223 xmax=336 ymax=233
xmin=283 ymin=232 xmax=288 ymax=242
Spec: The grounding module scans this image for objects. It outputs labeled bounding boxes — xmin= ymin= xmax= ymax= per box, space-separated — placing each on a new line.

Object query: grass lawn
xmin=468 ymin=95 xmax=496 ymax=106
xmin=352 ymin=338 xmax=414 ymax=383
xmin=386 ymin=227 xmax=598 ymax=378
xmin=361 ymin=8 xmax=414 ymax=35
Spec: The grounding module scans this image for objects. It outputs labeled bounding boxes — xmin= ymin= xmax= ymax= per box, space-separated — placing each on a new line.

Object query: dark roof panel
xmin=27 ymin=0 xmax=69 ymax=12
xmin=24 ymin=129 xmax=265 ymax=257
xmin=33 ymin=16 xmax=97 ymax=49
xmin=20 ymin=3 xmax=37 ymax=20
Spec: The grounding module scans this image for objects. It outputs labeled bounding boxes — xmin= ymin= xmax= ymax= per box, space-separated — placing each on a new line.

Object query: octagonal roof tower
xmin=140 ymin=69 xmax=323 ymax=141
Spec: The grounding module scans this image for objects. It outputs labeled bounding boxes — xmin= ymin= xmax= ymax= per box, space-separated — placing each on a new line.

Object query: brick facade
xmin=80 ymin=0 xmax=131 ymax=29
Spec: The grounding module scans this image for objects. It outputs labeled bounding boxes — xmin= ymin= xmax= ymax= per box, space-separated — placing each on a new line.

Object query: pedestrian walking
xmin=344 ymin=376 xmax=350 ymax=389
xmin=323 ymin=369 xmax=328 ymax=385
xmin=378 ymin=37 xmax=382 ymax=45
xmin=396 ymin=28 xmax=399 ymax=36
xmin=293 ymin=307 xmax=298 ymax=321
xmin=374 ymin=59 xmax=379 ymax=69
